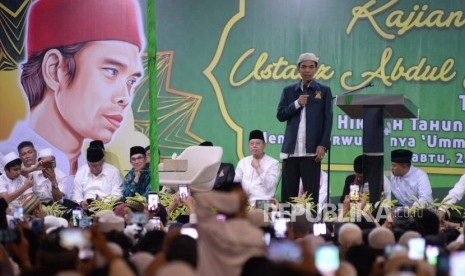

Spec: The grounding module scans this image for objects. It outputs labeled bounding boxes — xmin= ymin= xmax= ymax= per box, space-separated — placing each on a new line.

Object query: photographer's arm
xmin=7 ymin=227 xmax=32 ymax=271
xmin=0 ymin=244 xmax=14 ymax=275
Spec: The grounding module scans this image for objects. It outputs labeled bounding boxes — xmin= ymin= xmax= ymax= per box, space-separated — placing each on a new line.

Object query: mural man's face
xmin=55 ymin=40 xmax=143 ymax=143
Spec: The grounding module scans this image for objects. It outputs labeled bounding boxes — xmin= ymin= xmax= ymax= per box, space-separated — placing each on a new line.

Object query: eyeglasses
xmin=130 ymin=156 xmax=145 ymax=162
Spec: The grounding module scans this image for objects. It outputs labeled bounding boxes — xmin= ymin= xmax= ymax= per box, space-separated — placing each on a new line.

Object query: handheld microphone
xmin=302 ymin=83 xmax=310 ymax=95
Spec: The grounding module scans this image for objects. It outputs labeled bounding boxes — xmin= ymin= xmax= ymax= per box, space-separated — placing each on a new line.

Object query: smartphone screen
xmin=60 ymin=229 xmax=94 ymax=260
xmin=408 ymin=237 xmax=426 ymax=260
xmin=450 ymin=251 xmax=465 ymax=276
xmin=268 ymin=240 xmax=302 ymax=262
xmin=131 ymin=212 xmax=147 ymax=224
xmin=385 ymin=244 xmax=407 ymax=259
xmin=60 ymin=228 xmax=86 ymax=249
xmin=179 ymin=184 xmax=189 ymax=201
xmin=273 ymin=218 xmax=288 ymax=239
xmin=313 ymin=223 xmax=326 ymax=236
xmin=13 ymin=206 xmax=24 ymax=220
xmin=315 ymin=245 xmax=340 ymax=274
xmin=72 ymin=209 xmax=83 ymax=227
xmin=425 ymin=245 xmax=439 ymax=265
xmin=263 ymin=232 xmax=271 ymax=246
xmin=256 ymin=200 xmax=274 ymax=210
xmin=216 ymin=214 xmax=226 ymax=222
xmin=147 ymin=193 xmax=159 ymax=212
xmin=180 ymin=227 xmax=198 ymax=239
xmin=79 ymin=218 xmax=93 ymax=228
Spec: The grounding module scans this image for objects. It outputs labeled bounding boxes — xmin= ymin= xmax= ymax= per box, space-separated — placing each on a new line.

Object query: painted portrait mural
xmin=0 ymin=0 xmax=148 ymax=179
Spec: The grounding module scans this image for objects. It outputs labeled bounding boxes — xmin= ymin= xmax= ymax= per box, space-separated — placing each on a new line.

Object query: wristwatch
xmin=52 ymin=183 xmax=59 ymax=189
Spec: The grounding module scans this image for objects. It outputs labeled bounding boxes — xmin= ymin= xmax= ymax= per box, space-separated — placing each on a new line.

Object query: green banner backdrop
xmin=153 ymin=0 xmax=465 ymax=201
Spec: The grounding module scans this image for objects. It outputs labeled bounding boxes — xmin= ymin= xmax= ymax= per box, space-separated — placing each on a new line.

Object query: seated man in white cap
xmin=390 ymin=149 xmax=432 ymax=207
xmin=30 ymin=148 xmax=67 ymax=203
xmin=234 ymin=130 xmax=280 ymax=205
xmin=72 ymin=146 xmax=123 ymax=210
xmin=0 ymin=152 xmax=34 ymax=206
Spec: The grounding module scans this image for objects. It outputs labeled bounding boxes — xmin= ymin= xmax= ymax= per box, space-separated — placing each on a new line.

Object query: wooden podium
xmin=336 ymin=94 xmax=419 ymax=204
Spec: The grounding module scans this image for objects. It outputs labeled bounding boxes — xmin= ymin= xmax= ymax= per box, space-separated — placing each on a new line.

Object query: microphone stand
xmin=326 ymin=82 xmax=374 ymax=207
xmin=332 ymin=82 xmax=374 ymax=100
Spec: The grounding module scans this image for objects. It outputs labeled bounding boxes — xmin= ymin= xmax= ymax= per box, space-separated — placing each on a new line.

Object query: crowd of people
xmin=0 ymin=133 xmax=464 ymax=275
xmin=1 ymin=48 xmax=465 ymax=275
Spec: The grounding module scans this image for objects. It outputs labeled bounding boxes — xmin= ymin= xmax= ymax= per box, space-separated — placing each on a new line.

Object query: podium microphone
xmin=332 ymin=81 xmax=374 ymax=100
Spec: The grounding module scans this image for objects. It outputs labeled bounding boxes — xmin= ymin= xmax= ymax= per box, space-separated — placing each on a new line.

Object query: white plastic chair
xmin=159 ymin=146 xmax=223 ymax=192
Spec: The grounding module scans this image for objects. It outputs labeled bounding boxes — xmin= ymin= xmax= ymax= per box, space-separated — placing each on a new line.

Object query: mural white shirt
xmin=390 ymin=165 xmax=433 ymax=207
xmin=30 ymin=168 xmax=68 ymax=202
xmin=234 ymin=154 xmax=280 ymax=204
xmin=72 ymin=162 xmax=122 ymax=204
xmin=0 ymin=152 xmax=3 ymax=175
xmin=0 ymin=174 xmax=33 ymax=207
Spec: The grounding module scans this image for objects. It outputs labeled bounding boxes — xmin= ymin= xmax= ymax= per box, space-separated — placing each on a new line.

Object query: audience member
xmin=368 ymin=227 xmax=395 ymax=256
xmin=21 ymin=193 xmax=43 ymax=218
xmin=194 ymin=182 xmax=266 ymax=276
xmin=165 ymin=234 xmax=198 ymax=269
xmin=414 ymin=208 xmax=440 ymax=236
xmin=344 ymin=244 xmax=377 ymax=276
xmin=122 ymin=196 xmax=146 ymax=225
xmin=398 ymin=230 xmax=421 ymax=247
xmin=337 ymin=223 xmax=363 ymax=256
xmin=134 ymin=230 xmax=166 ymax=255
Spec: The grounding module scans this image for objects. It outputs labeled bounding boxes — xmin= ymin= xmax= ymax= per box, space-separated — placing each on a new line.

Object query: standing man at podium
xmin=277 ymin=52 xmax=333 ymax=207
